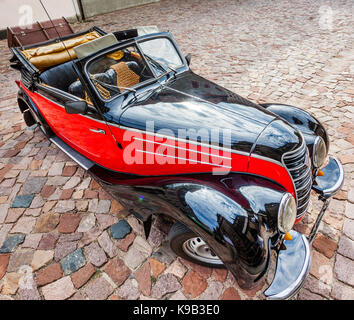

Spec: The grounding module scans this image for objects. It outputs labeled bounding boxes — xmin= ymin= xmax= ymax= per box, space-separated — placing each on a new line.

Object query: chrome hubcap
xmin=182 ymin=237 xmax=223 ymax=265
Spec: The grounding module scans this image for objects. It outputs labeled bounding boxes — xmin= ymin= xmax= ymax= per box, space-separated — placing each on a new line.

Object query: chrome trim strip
xmin=283 ymin=146 xmax=306 ymax=160
xmin=248 ymin=153 xmax=284 ymax=167
xmin=296 ymin=197 xmax=310 ymax=216
xmin=133 ymin=137 xmax=232 ymax=160
xmin=117 ymin=124 xmax=286 ymax=166
xmin=120 ymin=125 xmax=247 ymax=156
xmin=135 ymin=149 xmax=232 ymax=169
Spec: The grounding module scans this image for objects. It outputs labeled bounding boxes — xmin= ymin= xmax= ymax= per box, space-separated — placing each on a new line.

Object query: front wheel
xmin=168 ymin=222 xmax=225 ymax=268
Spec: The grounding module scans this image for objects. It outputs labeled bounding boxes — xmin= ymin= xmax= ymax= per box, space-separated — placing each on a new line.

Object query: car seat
xmin=68 ymin=61 xmax=141 ymax=101
xmin=39 ymin=60 xmax=78 ymax=92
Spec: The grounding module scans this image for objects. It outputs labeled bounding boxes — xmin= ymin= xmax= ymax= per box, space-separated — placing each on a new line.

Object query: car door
xmin=32 ymin=81 xmax=125 ymax=172
xmin=71 ymin=37 xmax=158 ymax=172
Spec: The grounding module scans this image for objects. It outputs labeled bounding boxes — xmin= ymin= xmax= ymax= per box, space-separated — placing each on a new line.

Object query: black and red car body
xmin=9 ymin=26 xmax=344 ymax=299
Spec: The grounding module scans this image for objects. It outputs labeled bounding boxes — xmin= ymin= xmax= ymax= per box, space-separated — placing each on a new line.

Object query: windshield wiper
xmin=144 ymin=54 xmax=177 ymax=76
xmin=90 ymin=76 xmax=137 ymax=94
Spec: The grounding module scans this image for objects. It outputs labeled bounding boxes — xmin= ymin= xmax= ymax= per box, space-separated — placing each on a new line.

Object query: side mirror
xmin=65 ymin=101 xmax=88 ymax=115
xmin=185 ymin=53 xmax=191 ymax=66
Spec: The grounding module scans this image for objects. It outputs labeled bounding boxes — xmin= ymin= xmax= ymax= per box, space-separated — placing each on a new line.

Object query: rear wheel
xmin=168 ymin=222 xmax=225 ymax=268
xmin=18 ymin=99 xmax=36 ymax=127
xmin=23 ymin=109 xmax=36 ymax=127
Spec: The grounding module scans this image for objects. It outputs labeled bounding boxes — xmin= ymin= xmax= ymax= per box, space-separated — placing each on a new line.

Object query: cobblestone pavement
xmin=0 ymin=0 xmax=353 ymax=300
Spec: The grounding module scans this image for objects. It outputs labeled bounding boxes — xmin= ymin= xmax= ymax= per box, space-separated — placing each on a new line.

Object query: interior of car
xmin=84 ymin=47 xmax=154 ymax=101
xmin=21 ymin=31 xmax=153 ymax=102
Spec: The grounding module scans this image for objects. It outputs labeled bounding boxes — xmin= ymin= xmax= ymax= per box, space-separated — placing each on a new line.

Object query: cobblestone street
xmin=0 ymin=0 xmax=353 ymax=300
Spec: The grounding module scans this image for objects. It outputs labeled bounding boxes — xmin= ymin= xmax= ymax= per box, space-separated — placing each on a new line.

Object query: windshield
xmin=139 ymin=37 xmax=184 ymax=76
xmin=85 ymin=35 xmax=185 ymax=101
xmin=86 ymin=44 xmax=155 ymax=100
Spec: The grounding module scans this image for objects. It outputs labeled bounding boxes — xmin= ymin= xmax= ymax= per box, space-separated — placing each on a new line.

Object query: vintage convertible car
xmin=9 ymin=26 xmax=344 ymax=299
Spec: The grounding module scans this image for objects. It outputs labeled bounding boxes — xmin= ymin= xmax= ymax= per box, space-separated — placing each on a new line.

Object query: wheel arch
xmin=161 ymin=175 xmax=285 ymax=289
xmin=17 ymin=87 xmax=54 ymax=137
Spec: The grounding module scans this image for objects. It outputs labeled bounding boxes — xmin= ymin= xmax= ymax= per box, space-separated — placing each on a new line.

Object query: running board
xmin=49 ymin=136 xmax=94 ymax=171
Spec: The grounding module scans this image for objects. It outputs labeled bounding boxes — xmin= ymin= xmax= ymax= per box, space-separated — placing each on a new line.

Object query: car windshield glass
xmin=86 ymin=44 xmax=154 ymax=100
xmin=139 ymin=38 xmax=183 ymax=76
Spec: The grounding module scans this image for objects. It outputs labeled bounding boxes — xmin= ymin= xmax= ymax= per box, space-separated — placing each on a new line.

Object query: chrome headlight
xmin=278 ymin=193 xmax=297 ymax=233
xmin=313 ymin=136 xmax=327 ymax=168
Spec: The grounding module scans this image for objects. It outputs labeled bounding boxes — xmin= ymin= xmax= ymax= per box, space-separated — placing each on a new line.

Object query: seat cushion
xmin=40 ymin=60 xmax=77 ymax=92
xmin=68 ymin=60 xmax=141 ymax=100
xmin=110 ymin=61 xmax=140 ymax=89
xmin=69 ymin=70 xmax=116 ymax=101
xmin=68 ymin=80 xmax=85 ymax=99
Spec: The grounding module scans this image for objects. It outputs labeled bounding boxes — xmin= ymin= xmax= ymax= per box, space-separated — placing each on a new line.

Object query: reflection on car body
xmin=9 ymin=25 xmax=344 ymax=299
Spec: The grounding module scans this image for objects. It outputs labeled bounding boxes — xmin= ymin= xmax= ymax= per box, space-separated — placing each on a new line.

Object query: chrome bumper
xmin=264 ymin=156 xmax=344 ymax=300
xmin=264 ymin=230 xmax=311 ymax=300
xmin=312 ymin=156 xmax=344 ymax=200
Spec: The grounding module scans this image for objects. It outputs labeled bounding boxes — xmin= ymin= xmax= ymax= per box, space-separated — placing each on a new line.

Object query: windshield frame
xmin=83 ymin=32 xmax=188 ymax=103
xmin=136 ymin=33 xmax=187 ymax=78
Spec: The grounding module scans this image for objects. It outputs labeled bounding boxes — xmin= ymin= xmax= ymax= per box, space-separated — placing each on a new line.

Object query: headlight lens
xmin=278 ymin=193 xmax=297 ymax=233
xmin=313 ymin=136 xmax=327 ymax=168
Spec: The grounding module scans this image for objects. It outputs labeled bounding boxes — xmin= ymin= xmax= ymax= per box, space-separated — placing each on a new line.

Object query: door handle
xmin=89 ymin=128 xmax=106 ymax=134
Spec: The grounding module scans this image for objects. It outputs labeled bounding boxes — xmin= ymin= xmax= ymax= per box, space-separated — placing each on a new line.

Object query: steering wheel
xmin=139 ymin=64 xmax=151 ymax=79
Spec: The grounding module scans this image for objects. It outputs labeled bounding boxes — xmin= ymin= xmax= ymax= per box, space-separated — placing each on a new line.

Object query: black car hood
xmin=117 ymin=71 xmax=302 ymax=162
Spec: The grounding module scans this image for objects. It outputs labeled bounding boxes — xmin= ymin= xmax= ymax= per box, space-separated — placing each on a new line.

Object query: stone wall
xmin=0 ymin=0 xmax=79 ymax=30
xmin=80 ymin=0 xmax=160 ymax=19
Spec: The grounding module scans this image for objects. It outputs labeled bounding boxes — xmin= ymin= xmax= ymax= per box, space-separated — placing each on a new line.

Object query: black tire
xmin=23 ymin=109 xmax=36 ymax=127
xmin=168 ymin=222 xmax=225 ymax=268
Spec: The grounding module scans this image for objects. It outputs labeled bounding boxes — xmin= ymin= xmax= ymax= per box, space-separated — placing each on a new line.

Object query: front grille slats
xmin=297 ymin=179 xmax=312 ymax=197
xmin=297 ymin=185 xmax=312 ymax=202
xmin=292 ymin=165 xmax=311 ymax=182
xmin=297 ymin=194 xmax=311 ymax=210
xmin=282 ymin=140 xmax=313 ymax=218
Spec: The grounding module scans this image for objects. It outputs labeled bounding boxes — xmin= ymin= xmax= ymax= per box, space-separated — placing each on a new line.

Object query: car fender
xmin=161 ymin=174 xmax=286 ymax=289
xmin=17 ymin=86 xmax=54 ymax=137
xmin=261 ymin=103 xmax=329 ymax=155
xmin=92 ymin=168 xmax=286 ymax=289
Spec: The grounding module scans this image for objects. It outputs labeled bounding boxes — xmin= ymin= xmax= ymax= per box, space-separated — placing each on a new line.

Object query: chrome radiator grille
xmin=282 ymin=141 xmax=312 ymax=218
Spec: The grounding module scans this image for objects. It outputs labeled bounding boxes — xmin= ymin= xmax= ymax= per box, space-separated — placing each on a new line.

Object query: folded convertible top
xmin=21 ymin=31 xmax=102 ymax=71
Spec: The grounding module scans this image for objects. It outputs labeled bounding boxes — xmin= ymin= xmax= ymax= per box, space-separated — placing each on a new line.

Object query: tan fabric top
xmin=74 ymin=33 xmax=118 ymax=59
xmin=21 ymin=31 xmax=101 ymax=71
